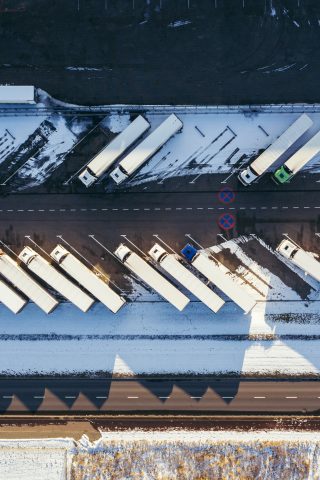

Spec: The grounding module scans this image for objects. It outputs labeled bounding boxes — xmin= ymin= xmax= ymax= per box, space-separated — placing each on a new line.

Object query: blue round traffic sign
xmin=218 ymin=213 xmax=235 ymax=230
xmin=218 ymin=187 xmax=235 ymax=204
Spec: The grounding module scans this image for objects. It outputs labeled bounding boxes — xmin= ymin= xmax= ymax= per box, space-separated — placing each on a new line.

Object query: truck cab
xmin=238 ymin=167 xmax=258 ymax=186
xmin=272 ymin=165 xmax=293 ymax=184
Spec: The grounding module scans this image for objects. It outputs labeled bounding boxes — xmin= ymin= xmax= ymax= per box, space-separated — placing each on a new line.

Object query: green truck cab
xmin=272 ymin=165 xmax=293 ymax=184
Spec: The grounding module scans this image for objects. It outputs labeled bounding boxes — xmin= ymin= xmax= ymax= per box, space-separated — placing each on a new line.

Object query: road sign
xmin=218 ymin=187 xmax=235 ymax=204
xmin=218 ymin=213 xmax=235 ymax=230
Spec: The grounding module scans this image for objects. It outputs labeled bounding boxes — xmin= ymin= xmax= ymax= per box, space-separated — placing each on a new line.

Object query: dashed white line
xmin=260 ymin=206 xmax=267 ymax=210
xmin=33 ymin=396 xmax=45 ymax=399
xmin=159 ymin=396 xmax=170 ymax=399
xmin=27 ymin=209 xmax=34 ymax=212
xmin=176 ymin=207 xmax=182 ymax=211
xmin=186 ymin=207 xmax=193 ymax=210
xmin=254 ymin=396 xmax=266 ymax=399
xmin=96 ymin=396 xmax=107 ymax=399
xmin=293 ymin=206 xmax=299 ymax=209
xmin=65 ymin=395 xmax=77 ymax=399
xmin=285 ymin=396 xmax=298 ymax=399
xmin=271 ymin=206 xmax=278 ymax=210
xmin=222 ymin=396 xmax=234 ymax=399
xmin=281 ymin=206 xmax=289 ymax=209
xmin=59 ymin=209 xmax=66 ymax=212
xmin=133 ymin=208 xmax=140 ymax=211
xmin=127 ymin=396 xmax=139 ymax=399
xmin=90 ymin=208 xmax=97 ymax=212
xmin=101 ymin=208 xmax=108 ymax=211
xmin=165 ymin=207 xmax=172 ymax=211
xmin=144 ymin=208 xmax=150 ymax=211
xmin=122 ymin=208 xmax=129 ymax=211
xmin=197 ymin=207 xmax=204 ymax=210
xmin=2 ymin=395 xmax=13 ymax=399
xmin=49 ymin=209 xmax=55 ymax=212
xmin=250 ymin=207 xmax=256 ymax=210
xmin=112 ymin=208 xmax=118 ymax=211
xmin=304 ymin=206 xmax=310 ymax=209
xmin=190 ymin=396 xmax=202 ymax=399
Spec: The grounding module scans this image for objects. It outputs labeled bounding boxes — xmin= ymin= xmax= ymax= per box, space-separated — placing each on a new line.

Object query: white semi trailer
xmin=0 ymin=249 xmax=58 ymax=314
xmin=148 ymin=243 xmax=225 ymax=313
xmin=238 ymin=114 xmax=313 ymax=186
xmin=78 ymin=115 xmax=150 ymax=187
xmin=181 ymin=245 xmax=256 ymax=314
xmin=0 ymin=279 xmax=27 ymax=313
xmin=273 ymin=129 xmax=320 ymax=184
xmin=276 ymin=239 xmax=320 ymax=282
xmin=50 ymin=244 xmax=126 ymax=313
xmin=0 ymin=85 xmax=35 ymax=104
xmin=110 ymin=114 xmax=183 ymax=184
xmin=114 ymin=244 xmax=189 ymax=311
xmin=18 ymin=246 xmax=94 ymax=312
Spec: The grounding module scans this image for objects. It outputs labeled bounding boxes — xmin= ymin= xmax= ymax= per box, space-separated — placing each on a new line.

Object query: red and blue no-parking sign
xmin=218 ymin=213 xmax=235 ymax=230
xmin=218 ymin=187 xmax=235 ymax=204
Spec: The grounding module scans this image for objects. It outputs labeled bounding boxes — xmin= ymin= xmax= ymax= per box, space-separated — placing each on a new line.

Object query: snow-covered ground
xmin=2 ymin=430 xmax=320 ymax=480
xmin=72 ymin=430 xmax=320 ymax=480
xmin=0 ymin=438 xmax=74 ymax=480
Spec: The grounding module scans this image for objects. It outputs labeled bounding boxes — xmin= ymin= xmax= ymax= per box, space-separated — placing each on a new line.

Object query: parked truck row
xmin=78 ymin=113 xmax=183 ymax=187
xmin=1 ymin=236 xmax=319 ymax=315
xmin=238 ymin=113 xmax=320 ymax=186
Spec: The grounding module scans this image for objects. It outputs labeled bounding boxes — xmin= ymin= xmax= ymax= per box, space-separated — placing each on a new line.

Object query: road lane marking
xmin=254 ymin=396 xmax=266 ymax=399
xmin=222 ymin=396 xmax=234 ymax=399
xmin=33 ymin=396 xmax=45 ymax=399
xmin=59 ymin=209 xmax=66 ymax=212
xmin=128 ymin=396 xmax=139 ymax=399
xmin=2 ymin=395 xmax=13 ymax=399
xmin=96 ymin=396 xmax=107 ymax=399
xmin=159 ymin=396 xmax=170 ymax=399
xmin=285 ymin=396 xmax=297 ymax=399
xmin=65 ymin=395 xmax=77 ymax=399
xmin=190 ymin=396 xmax=202 ymax=399
xmin=293 ymin=206 xmax=299 ymax=209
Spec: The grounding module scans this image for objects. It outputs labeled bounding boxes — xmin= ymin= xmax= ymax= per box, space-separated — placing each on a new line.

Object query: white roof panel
xmin=149 ymin=243 xmax=224 ymax=313
xmin=0 ymin=85 xmax=35 ymax=104
xmin=192 ymin=252 xmax=256 ymax=313
xmin=115 ymin=244 xmax=189 ymax=311
xmin=18 ymin=247 xmax=94 ymax=312
xmin=50 ymin=244 xmax=125 ymax=313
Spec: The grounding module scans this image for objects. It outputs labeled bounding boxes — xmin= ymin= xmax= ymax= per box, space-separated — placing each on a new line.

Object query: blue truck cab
xmin=181 ymin=244 xmax=198 ymax=262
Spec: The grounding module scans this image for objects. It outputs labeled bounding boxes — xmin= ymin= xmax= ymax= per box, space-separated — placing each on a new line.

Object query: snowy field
xmin=0 ymin=438 xmax=74 ymax=480
xmin=72 ymin=430 xmax=320 ymax=480
xmin=2 ymin=430 xmax=320 ymax=480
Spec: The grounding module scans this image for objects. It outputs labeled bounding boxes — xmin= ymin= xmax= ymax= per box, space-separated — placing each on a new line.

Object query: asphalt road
xmin=1 ymin=1 xmax=320 ymax=105
xmin=1 ymin=377 xmax=320 ymax=414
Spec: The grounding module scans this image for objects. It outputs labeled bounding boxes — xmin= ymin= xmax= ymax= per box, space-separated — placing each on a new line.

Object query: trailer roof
xmin=192 ymin=252 xmax=256 ymax=313
xmin=284 ymin=129 xmax=320 ymax=172
xmin=50 ymin=245 xmax=125 ymax=313
xmin=115 ymin=114 xmax=183 ymax=175
xmin=0 ymin=85 xmax=35 ymax=104
xmin=149 ymin=243 xmax=224 ymax=313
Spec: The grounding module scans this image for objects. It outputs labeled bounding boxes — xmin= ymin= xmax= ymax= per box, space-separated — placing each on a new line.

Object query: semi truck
xmin=50 ymin=244 xmax=126 ymax=313
xmin=114 ymin=243 xmax=189 ymax=311
xmin=0 ymin=278 xmax=27 ymax=313
xmin=78 ymin=115 xmax=150 ymax=187
xmin=276 ymin=239 xmax=320 ymax=282
xmin=238 ymin=114 xmax=313 ymax=186
xmin=18 ymin=246 xmax=94 ymax=312
xmin=110 ymin=114 xmax=183 ymax=184
xmin=0 ymin=249 xmax=58 ymax=314
xmin=272 ymin=129 xmax=320 ymax=184
xmin=148 ymin=243 xmax=225 ymax=313
xmin=180 ymin=244 xmax=256 ymax=314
